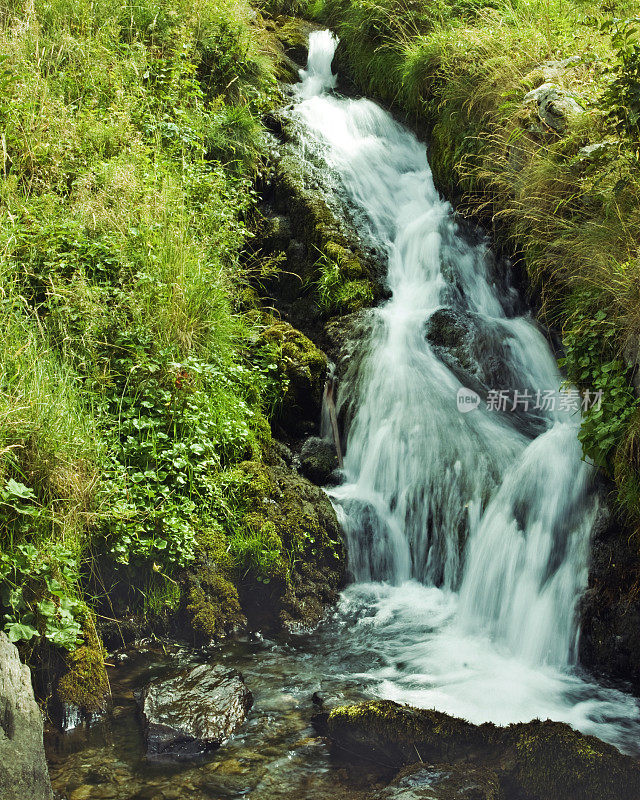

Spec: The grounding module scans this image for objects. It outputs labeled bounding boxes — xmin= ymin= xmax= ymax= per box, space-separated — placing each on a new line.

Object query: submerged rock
xmin=299 ymin=436 xmax=339 ymax=485
xmin=325 ymin=700 xmax=640 ymax=800
xmin=0 ymin=632 xmax=53 ymax=800
xmin=379 ymin=763 xmax=502 ymax=800
xmin=138 ymin=664 xmax=252 ymax=761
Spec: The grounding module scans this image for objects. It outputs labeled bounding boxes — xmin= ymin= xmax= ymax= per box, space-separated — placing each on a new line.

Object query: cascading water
xmin=43 ymin=32 xmax=640 ymax=798
xmin=290 ymin=30 xmax=640 ymax=749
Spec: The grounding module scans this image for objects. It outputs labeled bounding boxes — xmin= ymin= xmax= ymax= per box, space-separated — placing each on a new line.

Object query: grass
xmin=310 ymin=0 xmax=640 ymax=526
xmin=0 ymin=0 xmax=292 ymax=690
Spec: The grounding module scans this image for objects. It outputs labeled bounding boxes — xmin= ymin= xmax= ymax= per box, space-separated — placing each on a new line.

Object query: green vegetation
xmin=307 ymin=0 xmax=640 ymax=524
xmin=0 ymin=0 xmax=339 ymax=707
xmin=315 ymin=246 xmax=376 ymax=313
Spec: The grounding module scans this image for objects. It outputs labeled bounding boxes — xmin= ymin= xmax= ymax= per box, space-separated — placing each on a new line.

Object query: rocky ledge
xmin=317 ymin=699 xmax=640 ymax=800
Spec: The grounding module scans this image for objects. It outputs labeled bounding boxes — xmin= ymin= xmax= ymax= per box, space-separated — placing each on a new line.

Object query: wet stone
xmin=138 ymin=664 xmax=253 ymax=762
xmin=299 ymin=436 xmax=339 ymax=485
xmin=377 ymin=764 xmax=501 ymax=799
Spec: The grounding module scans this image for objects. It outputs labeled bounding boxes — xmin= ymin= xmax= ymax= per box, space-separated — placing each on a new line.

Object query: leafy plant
xmin=560 ymin=308 xmax=639 ymax=471
xmin=600 ymin=16 xmax=640 ymax=152
xmin=0 ymin=542 xmax=85 ymax=650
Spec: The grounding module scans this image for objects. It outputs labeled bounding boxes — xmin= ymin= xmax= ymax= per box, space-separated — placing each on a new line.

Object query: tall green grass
xmin=0 ymin=0 xmax=282 ymax=672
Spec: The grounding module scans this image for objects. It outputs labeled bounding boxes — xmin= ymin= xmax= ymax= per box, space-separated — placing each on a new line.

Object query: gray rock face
xmin=523 ymin=82 xmax=583 ymax=134
xmin=0 ymin=632 xmax=53 ymax=800
xmin=139 ymin=664 xmax=252 ymax=761
xmin=299 ymin=436 xmax=339 ymax=485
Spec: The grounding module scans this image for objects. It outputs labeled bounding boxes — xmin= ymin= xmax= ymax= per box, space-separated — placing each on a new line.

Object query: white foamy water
xmin=290 ymin=30 xmax=640 ymax=752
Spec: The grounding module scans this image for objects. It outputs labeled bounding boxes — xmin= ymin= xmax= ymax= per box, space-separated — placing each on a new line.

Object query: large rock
xmin=424 ymin=308 xmax=510 ymax=395
xmin=299 ymin=436 xmax=339 ymax=485
xmin=231 ymin=460 xmax=346 ymax=629
xmin=523 ymin=82 xmax=583 ymax=135
xmin=260 ymin=317 xmax=328 ymax=435
xmin=579 ymin=503 xmax=640 ymax=689
xmin=138 ymin=664 xmax=252 ymax=761
xmin=0 ymin=632 xmax=53 ymax=800
xmin=324 ymin=700 xmax=640 ymax=800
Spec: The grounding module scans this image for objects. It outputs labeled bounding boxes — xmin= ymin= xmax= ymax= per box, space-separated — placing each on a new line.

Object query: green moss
xmin=327 ymin=700 xmax=483 ymax=764
xmin=326 ymin=701 xmax=640 ymax=799
xmin=508 ymin=719 xmax=640 ymax=800
xmin=223 ymin=460 xmax=345 ymax=626
xmin=260 ymin=316 xmax=328 ymax=431
xmin=186 ymin=572 xmax=244 ymax=641
xmin=57 ymin=622 xmax=108 ymax=713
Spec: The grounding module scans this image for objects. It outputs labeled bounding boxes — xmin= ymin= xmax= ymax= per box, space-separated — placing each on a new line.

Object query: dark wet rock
xmin=260 ymin=316 xmax=328 ymax=435
xmin=299 ymin=436 xmax=339 ymax=485
xmin=138 ymin=664 xmax=252 ymax=761
xmin=377 ymin=763 xmax=502 ymax=800
xmin=324 ymin=310 xmax=374 ymax=372
xmin=231 ymin=460 xmax=345 ymax=630
xmin=326 ymin=700 xmax=640 ymax=800
xmin=0 ymin=632 xmax=53 ymax=800
xmin=579 ymin=503 xmax=640 ymax=689
xmin=261 ymin=213 xmax=292 ymax=254
xmin=425 ymin=308 xmax=508 ymax=396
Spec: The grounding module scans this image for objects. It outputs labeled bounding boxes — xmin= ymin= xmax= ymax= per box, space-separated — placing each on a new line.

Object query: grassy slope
xmin=0 ymin=0 xmax=315 ymax=703
xmin=310 ymin=0 xmax=640 ymax=524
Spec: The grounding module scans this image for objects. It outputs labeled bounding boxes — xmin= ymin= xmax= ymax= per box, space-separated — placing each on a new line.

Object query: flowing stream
xmin=47 ymin=29 xmax=640 ymax=800
xmin=294 ymin=30 xmax=640 ymax=747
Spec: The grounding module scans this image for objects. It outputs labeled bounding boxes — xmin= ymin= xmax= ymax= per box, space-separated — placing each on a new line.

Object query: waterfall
xmin=289 ymin=30 xmax=640 ymax=750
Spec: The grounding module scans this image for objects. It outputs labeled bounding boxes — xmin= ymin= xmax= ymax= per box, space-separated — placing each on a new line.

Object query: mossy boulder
xmin=181 ymin=524 xmax=246 ymax=643
xmin=56 ymin=620 xmax=109 ymax=715
xmin=229 ymin=460 xmax=345 ymax=629
xmin=275 ymin=154 xmax=348 ymax=251
xmin=506 ymin=718 xmax=640 ymax=800
xmin=327 ymin=701 xmax=488 ymax=768
xmin=262 ymin=16 xmax=323 ymax=81
xmin=266 ymin=152 xmax=381 ymax=320
xmin=261 ymin=316 xmax=328 ymax=435
xmin=185 ymin=571 xmax=245 ymax=644
xmin=299 ymin=436 xmax=339 ymax=485
xmin=325 ymin=700 xmax=640 ymax=800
